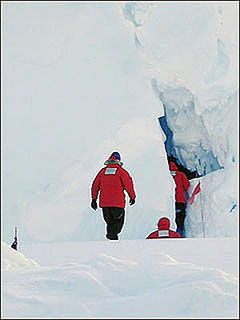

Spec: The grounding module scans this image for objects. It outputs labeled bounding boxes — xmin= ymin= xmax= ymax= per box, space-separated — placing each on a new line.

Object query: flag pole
xmin=199 ymin=192 xmax=205 ymax=238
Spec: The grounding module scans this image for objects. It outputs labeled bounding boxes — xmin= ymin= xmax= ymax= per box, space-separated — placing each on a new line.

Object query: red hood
xmin=158 ymin=218 xmax=170 ymax=230
xmin=169 ymin=162 xmax=178 ymax=171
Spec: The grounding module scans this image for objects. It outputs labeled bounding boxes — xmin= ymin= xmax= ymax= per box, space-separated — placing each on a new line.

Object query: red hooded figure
xmin=147 ymin=217 xmax=182 ymax=239
xmin=91 ymin=152 xmax=136 ymax=240
xmin=169 ymin=162 xmax=190 ymax=203
xmin=169 ymin=161 xmax=190 ymax=237
xmin=91 ymin=153 xmax=136 ymax=208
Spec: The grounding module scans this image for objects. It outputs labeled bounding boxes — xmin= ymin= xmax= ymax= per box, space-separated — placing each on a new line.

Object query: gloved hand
xmin=129 ymin=198 xmax=135 ymax=206
xmin=91 ymin=199 xmax=97 ymax=210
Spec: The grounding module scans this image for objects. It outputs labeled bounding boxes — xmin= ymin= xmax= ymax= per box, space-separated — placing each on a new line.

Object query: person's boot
xmin=106 ymin=233 xmax=118 ymax=240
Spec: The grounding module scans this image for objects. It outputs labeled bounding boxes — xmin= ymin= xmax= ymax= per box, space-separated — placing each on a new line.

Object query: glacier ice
xmin=153 ymin=82 xmax=222 ymax=176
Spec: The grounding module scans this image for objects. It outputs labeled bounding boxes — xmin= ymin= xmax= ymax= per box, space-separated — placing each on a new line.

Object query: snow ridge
xmin=2 ymin=240 xmax=238 ymax=318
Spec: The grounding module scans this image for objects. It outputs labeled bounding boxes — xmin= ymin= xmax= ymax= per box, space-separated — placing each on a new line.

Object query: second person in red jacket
xmin=91 ymin=151 xmax=136 ymax=240
xmin=169 ymin=161 xmax=190 ymax=237
xmin=147 ymin=217 xmax=182 ymax=239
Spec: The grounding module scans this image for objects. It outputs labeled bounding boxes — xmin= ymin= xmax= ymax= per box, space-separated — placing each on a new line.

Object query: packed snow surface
xmin=2 ymin=239 xmax=239 ymax=319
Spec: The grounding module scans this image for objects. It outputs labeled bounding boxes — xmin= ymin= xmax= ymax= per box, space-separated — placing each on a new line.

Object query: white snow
xmin=186 ymin=164 xmax=239 ymax=238
xmin=2 ymin=239 xmax=239 ymax=319
xmin=1 ymin=242 xmax=39 ymax=271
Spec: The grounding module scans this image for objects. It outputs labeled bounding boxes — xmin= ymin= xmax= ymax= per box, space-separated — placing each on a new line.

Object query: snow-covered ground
xmin=2 ymin=239 xmax=239 ymax=319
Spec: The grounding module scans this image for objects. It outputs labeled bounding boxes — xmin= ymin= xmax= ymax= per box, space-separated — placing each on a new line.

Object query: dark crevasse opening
xmin=159 ymin=116 xmax=201 ymax=180
xmin=152 ymin=80 xmax=222 ymax=177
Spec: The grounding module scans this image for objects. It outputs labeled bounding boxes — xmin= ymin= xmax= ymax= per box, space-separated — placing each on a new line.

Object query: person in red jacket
xmin=91 ymin=151 xmax=136 ymax=240
xmin=169 ymin=161 xmax=190 ymax=237
xmin=146 ymin=217 xmax=182 ymax=239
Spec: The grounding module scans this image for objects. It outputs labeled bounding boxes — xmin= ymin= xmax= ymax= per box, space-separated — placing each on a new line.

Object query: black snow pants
xmin=175 ymin=202 xmax=187 ymax=232
xmin=102 ymin=207 xmax=125 ymax=240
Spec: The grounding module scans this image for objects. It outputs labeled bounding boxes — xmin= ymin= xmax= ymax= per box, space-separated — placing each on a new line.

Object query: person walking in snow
xmin=146 ymin=217 xmax=182 ymax=239
xmin=90 ymin=151 xmax=136 ymax=240
xmin=169 ymin=161 xmax=190 ymax=237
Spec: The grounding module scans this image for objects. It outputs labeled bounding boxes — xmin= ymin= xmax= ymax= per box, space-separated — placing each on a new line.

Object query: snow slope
xmin=2 ymin=2 xmax=238 ymax=243
xmin=2 ymin=239 xmax=239 ymax=319
xmin=1 ymin=241 xmax=39 ymax=271
xmin=186 ymin=165 xmax=238 ymax=238
xmin=3 ymin=2 xmax=177 ymax=243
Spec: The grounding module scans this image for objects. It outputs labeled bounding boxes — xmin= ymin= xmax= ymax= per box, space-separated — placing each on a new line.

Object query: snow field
xmin=2 ymin=239 xmax=239 ymax=319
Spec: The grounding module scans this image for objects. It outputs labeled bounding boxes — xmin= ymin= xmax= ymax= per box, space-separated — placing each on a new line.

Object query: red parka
xmin=147 ymin=217 xmax=182 ymax=238
xmin=91 ymin=157 xmax=136 ymax=208
xmin=169 ymin=162 xmax=190 ymax=204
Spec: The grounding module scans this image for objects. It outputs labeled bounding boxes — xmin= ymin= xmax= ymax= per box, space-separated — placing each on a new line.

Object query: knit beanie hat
xmin=110 ymin=151 xmax=121 ymax=161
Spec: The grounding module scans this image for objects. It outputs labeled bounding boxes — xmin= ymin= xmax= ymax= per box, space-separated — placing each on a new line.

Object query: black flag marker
xmin=11 ymin=226 xmax=18 ymax=251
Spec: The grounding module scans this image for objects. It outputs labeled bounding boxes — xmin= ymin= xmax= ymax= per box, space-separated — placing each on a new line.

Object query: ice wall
xmin=185 ymin=163 xmax=238 ymax=238
xmin=154 ymin=83 xmax=222 ymax=175
xmin=120 ymin=2 xmax=238 ymax=238
xmin=120 ymin=2 xmax=238 ymax=175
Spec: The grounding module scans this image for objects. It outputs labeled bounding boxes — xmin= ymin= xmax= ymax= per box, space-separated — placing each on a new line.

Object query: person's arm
xmin=90 ymin=170 xmax=104 ymax=211
xmin=120 ymin=169 xmax=136 ymax=201
xmin=91 ymin=169 xmax=103 ymax=200
xmin=182 ymin=173 xmax=190 ymax=191
xmin=146 ymin=231 xmax=157 ymax=239
xmin=173 ymin=231 xmax=182 ymax=238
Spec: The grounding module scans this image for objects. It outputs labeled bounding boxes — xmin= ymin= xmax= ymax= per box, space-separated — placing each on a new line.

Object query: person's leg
xmin=111 ymin=207 xmax=125 ymax=238
xmin=180 ymin=204 xmax=186 ymax=234
xmin=102 ymin=207 xmax=125 ymax=240
xmin=102 ymin=207 xmax=113 ymax=239
xmin=175 ymin=202 xmax=181 ymax=231
xmin=175 ymin=203 xmax=186 ymax=233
